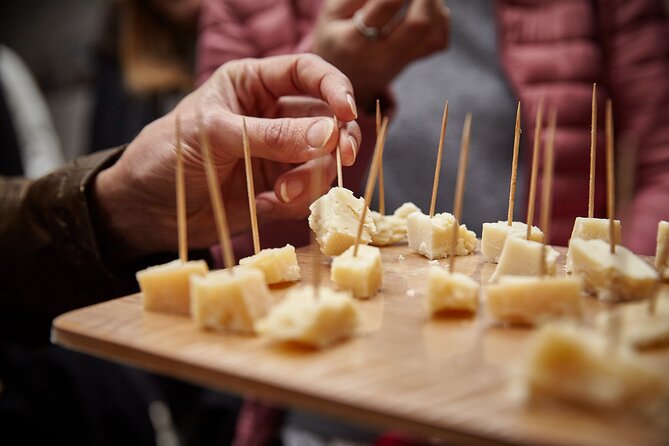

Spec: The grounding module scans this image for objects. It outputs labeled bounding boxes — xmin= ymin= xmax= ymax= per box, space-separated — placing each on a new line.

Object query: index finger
xmin=229 ymin=54 xmax=359 ymax=122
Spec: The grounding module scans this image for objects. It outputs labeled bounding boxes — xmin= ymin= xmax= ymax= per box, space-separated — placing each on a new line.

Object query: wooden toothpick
xmin=310 ymin=156 xmax=323 ymax=298
xmin=526 ymin=98 xmax=544 ymax=240
xmin=175 ymin=114 xmax=188 ymax=263
xmin=606 ymin=99 xmax=616 ymax=254
xmin=242 ymin=117 xmax=260 ymax=255
xmin=376 ymin=99 xmax=385 ymax=215
xmin=429 ymin=100 xmax=449 ymax=218
xmin=588 ymin=83 xmax=597 ymax=219
xmin=449 ymin=112 xmax=472 ymax=273
xmin=507 ymin=101 xmax=521 ymax=226
xmin=334 ymin=115 xmax=343 ymax=188
xmin=354 ymin=117 xmax=389 ymax=257
xmin=198 ymin=111 xmax=235 ymax=269
xmin=540 ymin=107 xmax=557 ymax=276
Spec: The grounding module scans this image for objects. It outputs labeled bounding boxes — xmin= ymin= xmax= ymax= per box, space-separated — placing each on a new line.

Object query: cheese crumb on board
xmin=486 ymin=276 xmax=584 ymax=325
xmin=566 ymin=217 xmax=622 ymax=272
xmin=137 ymin=259 xmax=208 ymax=315
xmin=490 ymin=237 xmax=559 ymax=282
xmin=308 ymin=187 xmax=376 ymax=256
xmin=407 ymin=211 xmax=477 ymax=260
xmin=331 ymin=244 xmax=382 ymax=299
xmin=427 ymin=267 xmax=479 ymax=315
xmin=190 ymin=266 xmax=273 ymax=335
xmin=481 ymin=221 xmax=543 ymax=263
xmin=255 ymin=285 xmax=359 ymax=348
xmin=656 ymin=220 xmax=669 ymax=281
xmin=370 ymin=202 xmax=420 ymax=247
xmin=569 ymin=238 xmax=658 ymax=302
xmin=521 ymin=323 xmax=669 ymax=410
xmin=239 ymin=244 xmax=300 ymax=284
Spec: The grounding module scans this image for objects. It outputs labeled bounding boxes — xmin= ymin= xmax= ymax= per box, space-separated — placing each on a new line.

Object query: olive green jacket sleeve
xmin=0 ymin=146 xmax=141 ymax=346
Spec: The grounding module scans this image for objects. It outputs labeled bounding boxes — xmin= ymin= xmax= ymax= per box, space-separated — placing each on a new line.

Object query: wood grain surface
xmin=52 ymin=243 xmax=669 ymax=445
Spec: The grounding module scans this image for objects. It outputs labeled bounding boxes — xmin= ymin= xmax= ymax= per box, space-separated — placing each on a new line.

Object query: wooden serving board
xmin=52 ymin=244 xmax=669 ymax=446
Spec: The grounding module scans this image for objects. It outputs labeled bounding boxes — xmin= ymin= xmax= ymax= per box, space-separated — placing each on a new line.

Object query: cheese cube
xmin=480 ymin=221 xmax=544 ymax=263
xmin=255 ymin=285 xmax=359 ymax=348
xmin=569 ymin=238 xmax=658 ymax=302
xmin=521 ymin=323 xmax=668 ymax=409
xmin=656 ymin=220 xmax=669 ymax=281
xmin=239 ymin=244 xmax=300 ymax=284
xmin=331 ymin=245 xmax=382 ymax=299
xmin=370 ymin=202 xmax=421 ymax=246
xmin=595 ymin=299 xmax=669 ymax=350
xmin=490 ymin=237 xmax=559 ymax=282
xmin=427 ymin=267 xmax=479 ymax=315
xmin=566 ymin=217 xmax=622 ymax=271
xmin=486 ymin=276 xmax=584 ymax=325
xmin=190 ymin=267 xmax=273 ymax=335
xmin=137 ymin=259 xmax=208 ymax=315
xmin=407 ymin=211 xmax=477 ymax=260
xmin=308 ymin=187 xmax=376 ymax=256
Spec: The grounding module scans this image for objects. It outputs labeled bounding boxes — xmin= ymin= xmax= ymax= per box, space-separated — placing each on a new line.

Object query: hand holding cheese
xmin=93 ymin=54 xmax=361 ymax=261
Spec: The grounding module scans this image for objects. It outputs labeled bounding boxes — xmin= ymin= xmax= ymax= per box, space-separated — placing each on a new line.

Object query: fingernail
xmin=346 ymin=94 xmax=358 ymax=119
xmin=307 ymin=118 xmax=335 ymax=149
xmin=280 ymin=179 xmax=304 ymax=203
xmin=348 ymin=135 xmax=358 ymax=163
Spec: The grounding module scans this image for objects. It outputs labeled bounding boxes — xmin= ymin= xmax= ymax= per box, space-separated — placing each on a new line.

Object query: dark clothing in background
xmin=0 ymin=82 xmax=23 ymax=176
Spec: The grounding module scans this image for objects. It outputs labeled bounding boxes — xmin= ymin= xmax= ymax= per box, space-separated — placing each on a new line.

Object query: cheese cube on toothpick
xmin=255 ymin=285 xmax=359 ymax=348
xmin=190 ymin=267 xmax=272 ymax=335
xmin=481 ymin=221 xmax=544 ymax=263
xmin=137 ymin=260 xmax=209 ymax=315
xmin=331 ymin=245 xmax=382 ymax=299
xmin=569 ymin=238 xmax=659 ymax=302
xmin=490 ymin=236 xmax=559 ymax=282
xmin=595 ymin=297 xmax=669 ymax=350
xmin=565 ymin=217 xmax=622 ymax=272
xmin=308 ymin=187 xmax=376 ymax=256
xmin=519 ymin=323 xmax=668 ymax=410
xmin=407 ymin=211 xmax=477 ymax=260
xmin=427 ymin=266 xmax=479 ymax=315
xmin=239 ymin=244 xmax=300 ymax=284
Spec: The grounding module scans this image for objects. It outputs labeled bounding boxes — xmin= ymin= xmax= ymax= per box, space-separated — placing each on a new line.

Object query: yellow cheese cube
xmin=239 ymin=244 xmax=300 ymax=284
xmin=407 ymin=211 xmax=477 ymax=260
xmin=255 ymin=285 xmax=359 ymax=348
xmin=137 ymin=259 xmax=208 ymax=315
xmin=427 ymin=267 xmax=479 ymax=315
xmin=569 ymin=238 xmax=658 ymax=302
xmin=370 ymin=202 xmax=422 ymax=246
xmin=480 ymin=221 xmax=544 ymax=263
xmin=490 ymin=237 xmax=559 ymax=282
xmin=308 ymin=187 xmax=376 ymax=256
xmin=486 ymin=276 xmax=584 ymax=325
xmin=522 ymin=323 xmax=669 ymax=409
xmin=331 ymin=244 xmax=382 ymax=299
xmin=566 ymin=217 xmax=622 ymax=271
xmin=596 ymin=299 xmax=669 ymax=350
xmin=656 ymin=220 xmax=669 ymax=281
xmin=190 ymin=266 xmax=273 ymax=335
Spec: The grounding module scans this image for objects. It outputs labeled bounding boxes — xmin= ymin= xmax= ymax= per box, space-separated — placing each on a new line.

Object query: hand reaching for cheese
xmin=93 ymin=54 xmax=361 ymax=260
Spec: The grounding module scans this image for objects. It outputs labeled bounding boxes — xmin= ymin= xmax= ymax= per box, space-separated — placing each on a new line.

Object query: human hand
xmin=312 ymin=0 xmax=450 ymax=111
xmin=94 ymin=54 xmax=360 ymax=260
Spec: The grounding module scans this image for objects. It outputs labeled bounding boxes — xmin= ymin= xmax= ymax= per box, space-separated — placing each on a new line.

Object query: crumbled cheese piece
xmin=407 ymin=211 xmax=477 ymax=260
xmin=369 ymin=202 xmax=420 ymax=246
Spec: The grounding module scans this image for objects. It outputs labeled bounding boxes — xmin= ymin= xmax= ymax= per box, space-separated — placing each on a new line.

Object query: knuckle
xmin=264 ymin=119 xmax=291 ymax=150
xmin=406 ymin=16 xmax=431 ymax=34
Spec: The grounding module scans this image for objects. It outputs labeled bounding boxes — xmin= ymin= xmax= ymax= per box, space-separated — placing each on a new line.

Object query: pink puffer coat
xmin=199 ymin=0 xmax=669 ymax=255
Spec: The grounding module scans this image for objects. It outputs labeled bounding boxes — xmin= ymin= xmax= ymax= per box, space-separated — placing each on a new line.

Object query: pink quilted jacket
xmin=198 ymin=0 xmax=669 ymax=256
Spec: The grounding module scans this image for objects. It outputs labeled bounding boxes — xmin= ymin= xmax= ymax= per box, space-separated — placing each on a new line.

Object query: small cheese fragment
xmin=486 ymin=276 xmax=584 ymax=325
xmin=595 ymin=300 xmax=669 ymax=350
xmin=521 ymin=323 xmax=669 ymax=409
xmin=656 ymin=220 xmax=669 ymax=281
xmin=490 ymin=237 xmax=559 ymax=282
xmin=407 ymin=211 xmax=477 ymax=260
xmin=566 ymin=217 xmax=622 ymax=271
xmin=369 ymin=202 xmax=420 ymax=246
xmin=308 ymin=187 xmax=376 ymax=256
xmin=480 ymin=221 xmax=543 ymax=263
xmin=569 ymin=238 xmax=658 ymax=302
xmin=190 ymin=267 xmax=272 ymax=335
xmin=331 ymin=245 xmax=382 ymax=299
xmin=255 ymin=285 xmax=359 ymax=348
xmin=427 ymin=267 xmax=479 ymax=315
xmin=239 ymin=244 xmax=300 ymax=284
xmin=137 ymin=259 xmax=208 ymax=315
